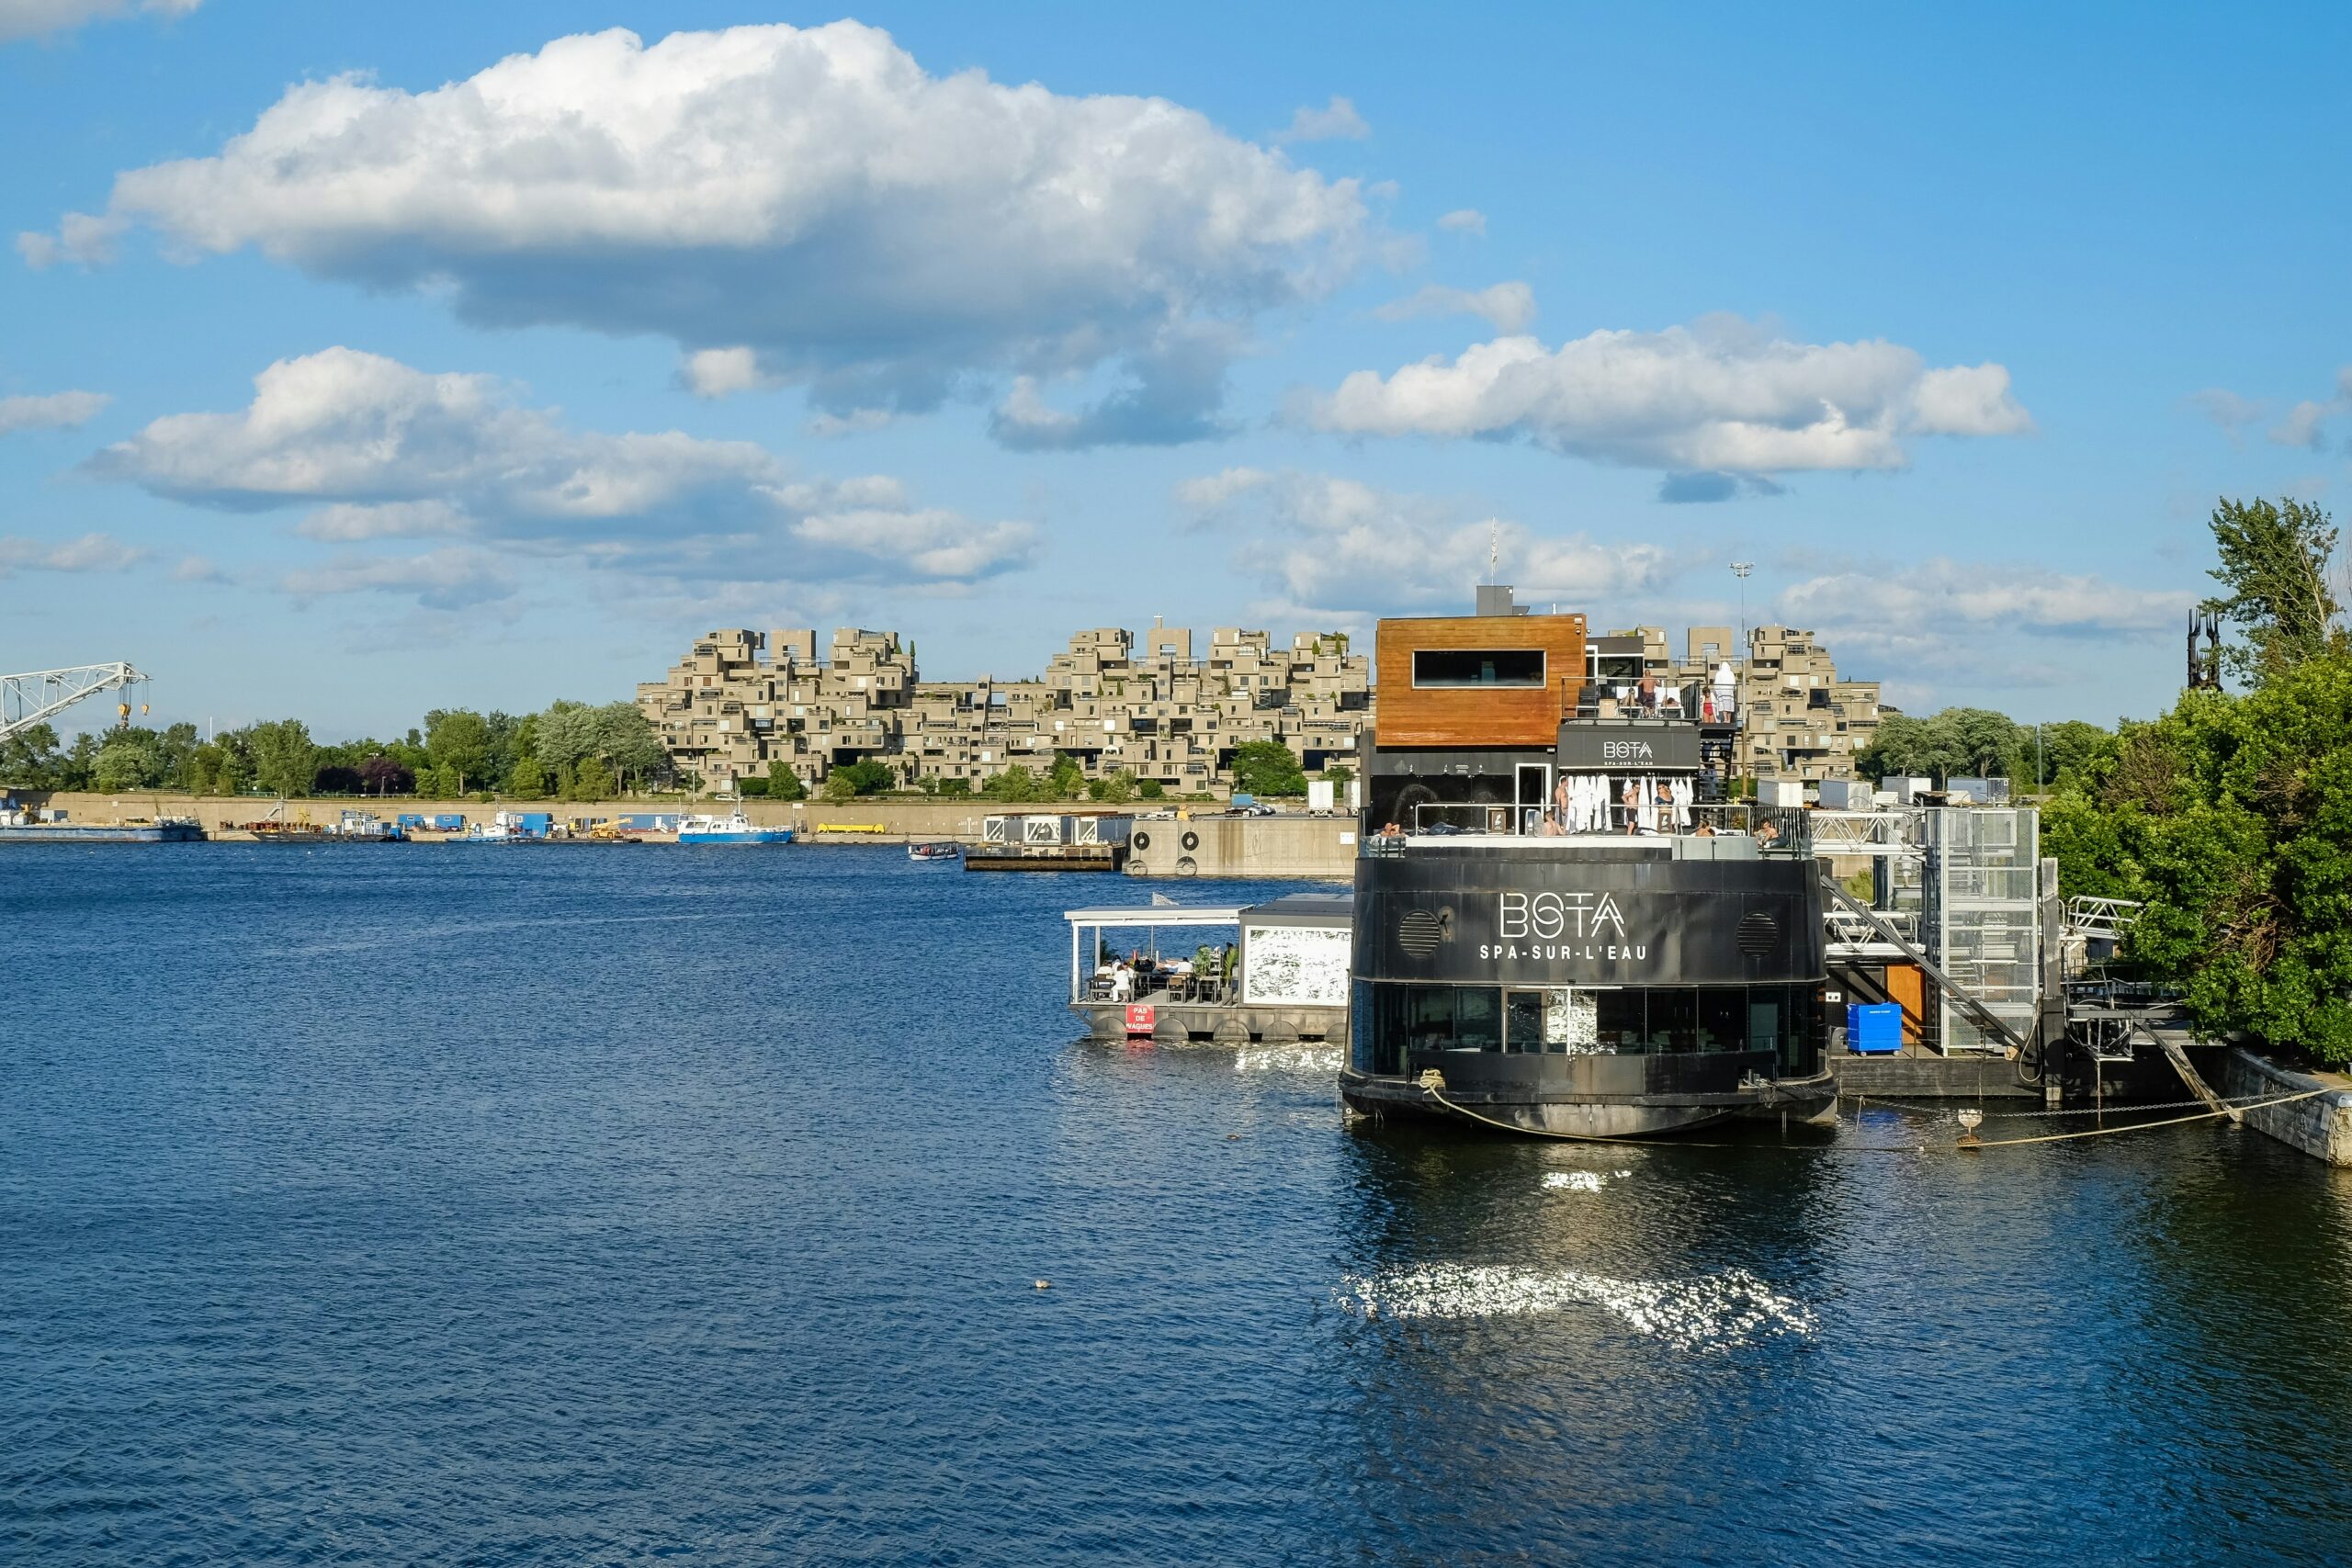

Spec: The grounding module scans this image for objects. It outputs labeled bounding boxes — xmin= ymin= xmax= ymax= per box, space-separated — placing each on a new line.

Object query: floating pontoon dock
xmin=1065 ymin=894 xmax=1351 ymax=1043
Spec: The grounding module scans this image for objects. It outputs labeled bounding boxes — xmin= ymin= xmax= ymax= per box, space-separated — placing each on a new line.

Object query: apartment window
xmin=1412 ymin=649 xmax=1546 ymax=688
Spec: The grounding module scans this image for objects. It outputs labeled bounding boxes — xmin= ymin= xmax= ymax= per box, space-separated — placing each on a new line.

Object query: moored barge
xmin=1340 ymin=588 xmax=1837 ymax=1137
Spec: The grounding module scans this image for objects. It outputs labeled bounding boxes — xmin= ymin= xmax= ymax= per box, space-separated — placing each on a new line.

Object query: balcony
xmin=1567 ymin=680 xmax=1737 ymax=725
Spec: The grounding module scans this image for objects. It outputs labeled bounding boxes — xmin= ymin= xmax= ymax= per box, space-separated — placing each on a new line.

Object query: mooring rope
xmin=1413 ymin=1081 xmax=2338 ymax=1154
xmin=1841 ymin=1088 xmax=2331 ymax=1120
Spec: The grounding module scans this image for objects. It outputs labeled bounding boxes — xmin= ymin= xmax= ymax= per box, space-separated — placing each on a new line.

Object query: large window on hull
xmin=1411 ymin=649 xmax=1546 ymax=688
xmin=1352 ymin=983 xmax=1821 ymax=1076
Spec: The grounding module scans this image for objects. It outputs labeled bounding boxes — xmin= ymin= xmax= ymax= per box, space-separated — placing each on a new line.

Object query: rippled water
xmin=5 ymin=844 xmax=2349 ymax=1564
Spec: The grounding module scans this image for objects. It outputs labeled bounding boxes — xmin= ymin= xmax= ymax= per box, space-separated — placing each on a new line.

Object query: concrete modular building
xmin=1607 ymin=623 xmax=1885 ymax=786
xmin=639 ymin=619 xmax=1372 ymax=797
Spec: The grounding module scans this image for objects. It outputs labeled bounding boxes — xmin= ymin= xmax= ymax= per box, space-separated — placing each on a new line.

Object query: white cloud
xmin=170 ymin=554 xmax=226 ymax=582
xmin=2185 ymin=387 xmax=2266 ymax=435
xmin=33 ymin=22 xmax=1373 ymax=446
xmin=0 ymin=531 xmax=145 ymax=574
xmin=1272 ymin=95 xmax=1370 ymax=144
xmin=1373 ymin=281 xmax=1536 ymax=333
xmin=2269 ymin=399 xmax=2332 ymax=450
xmin=1777 ymin=558 xmax=2197 ymax=667
xmin=0 ymin=389 xmax=109 ymax=434
xmin=794 ymin=508 xmax=1037 ymax=581
xmin=1436 ymin=209 xmax=1487 ymax=236
xmin=806 ymin=407 xmax=896 ymax=437
xmin=682 ymin=346 xmax=773 ymax=400
xmin=1301 ymin=315 xmax=2032 ymax=476
xmin=1908 ymin=364 xmax=2035 ymax=436
xmin=90 ymin=346 xmax=1036 ymax=594
xmin=279 ymin=546 xmax=517 ymax=612
xmin=1176 ymin=467 xmax=1676 ymax=617
xmin=296 ymin=499 xmax=474 ymax=542
xmin=0 ymin=0 xmax=197 ymax=45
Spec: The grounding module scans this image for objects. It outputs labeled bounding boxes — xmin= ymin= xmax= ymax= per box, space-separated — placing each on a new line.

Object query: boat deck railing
xmin=1079 ymin=974 xmax=1237 ymax=1007
xmin=1366 ymin=801 xmax=1810 ymax=854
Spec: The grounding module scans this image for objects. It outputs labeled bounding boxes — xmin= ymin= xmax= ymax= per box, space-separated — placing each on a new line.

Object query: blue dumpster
xmin=1847 ymin=1002 xmax=1903 ymax=1055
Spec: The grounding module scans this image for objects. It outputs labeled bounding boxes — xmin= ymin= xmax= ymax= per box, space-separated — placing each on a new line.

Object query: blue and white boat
xmin=678 ymin=811 xmax=794 ymax=845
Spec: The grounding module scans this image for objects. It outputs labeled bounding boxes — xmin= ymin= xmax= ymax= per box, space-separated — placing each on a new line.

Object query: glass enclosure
xmin=1352 ymin=981 xmax=1821 ymax=1076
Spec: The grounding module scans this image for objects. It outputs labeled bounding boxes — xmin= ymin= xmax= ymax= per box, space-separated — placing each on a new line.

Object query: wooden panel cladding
xmin=1374 ymin=614 xmax=1587 ymax=748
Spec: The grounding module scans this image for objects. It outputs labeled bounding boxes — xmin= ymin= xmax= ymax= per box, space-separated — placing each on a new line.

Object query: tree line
xmin=0 ymin=699 xmax=670 ymax=802
xmin=735 ymin=738 xmax=1327 ymax=804
xmin=2037 ymin=497 xmax=2352 ymax=1066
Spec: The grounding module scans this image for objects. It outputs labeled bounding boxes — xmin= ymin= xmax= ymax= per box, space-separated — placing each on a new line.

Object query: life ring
xmin=1181 ymin=830 xmax=1200 ymax=852
xmin=1175 ymin=856 xmax=1198 ymax=877
xmin=1133 ymin=829 xmax=1152 ymax=852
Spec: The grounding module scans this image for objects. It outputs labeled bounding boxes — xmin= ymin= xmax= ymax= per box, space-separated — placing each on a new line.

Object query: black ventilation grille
xmin=1736 ymin=911 xmax=1780 ymax=957
xmin=1397 ymin=910 xmax=1443 ymax=958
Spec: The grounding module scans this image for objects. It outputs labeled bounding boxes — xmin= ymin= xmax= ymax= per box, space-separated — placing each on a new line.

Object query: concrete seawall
xmin=2220 ymin=1048 xmax=2352 ymax=1166
xmin=17 ymin=792 xmax=1358 ymax=874
xmin=1125 ymin=815 xmax=1353 ymax=880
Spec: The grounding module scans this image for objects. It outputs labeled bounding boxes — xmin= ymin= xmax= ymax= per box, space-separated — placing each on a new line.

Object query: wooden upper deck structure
xmin=1372 ymin=599 xmax=1587 ymax=750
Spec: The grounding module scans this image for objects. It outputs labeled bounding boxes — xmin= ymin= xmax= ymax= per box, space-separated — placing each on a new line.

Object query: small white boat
xmin=908 ymin=840 xmax=962 ymax=863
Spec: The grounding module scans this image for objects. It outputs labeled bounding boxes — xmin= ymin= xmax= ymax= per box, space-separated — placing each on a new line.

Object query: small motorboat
xmin=907 ymin=840 xmax=963 ymax=863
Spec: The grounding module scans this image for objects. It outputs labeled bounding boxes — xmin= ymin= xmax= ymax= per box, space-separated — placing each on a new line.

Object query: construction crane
xmin=0 ymin=662 xmax=150 ymax=743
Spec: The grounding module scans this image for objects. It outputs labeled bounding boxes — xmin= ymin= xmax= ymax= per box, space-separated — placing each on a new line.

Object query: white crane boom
xmin=0 ymin=663 xmax=149 ymax=742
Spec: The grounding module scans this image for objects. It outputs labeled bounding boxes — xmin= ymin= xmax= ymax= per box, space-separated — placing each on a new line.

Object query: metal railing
xmin=2064 ymin=895 xmax=2143 ymax=942
xmin=1379 ymin=798 xmax=1809 ymax=852
xmin=1565 ymin=679 xmax=1737 ymax=724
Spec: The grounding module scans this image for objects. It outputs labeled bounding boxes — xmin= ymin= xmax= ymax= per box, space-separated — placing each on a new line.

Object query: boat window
xmin=1504 ymin=990 xmax=1545 ymax=1054
xmin=1411 ymin=649 xmax=1546 ymax=688
xmin=1593 ymin=989 xmax=1645 ymax=1053
xmin=1453 ymin=987 xmax=1502 ymax=1052
xmin=1697 ymin=989 xmax=1747 ymax=1053
xmin=1648 ymin=988 xmax=1698 ymax=1053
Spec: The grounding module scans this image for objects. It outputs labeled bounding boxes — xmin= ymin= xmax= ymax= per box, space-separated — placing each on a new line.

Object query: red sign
xmin=1124 ymin=1004 xmax=1156 ymax=1035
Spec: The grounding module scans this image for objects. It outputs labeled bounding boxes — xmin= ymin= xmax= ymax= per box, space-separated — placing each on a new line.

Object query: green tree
xmin=533 ymin=700 xmax=598 ymax=773
xmin=1049 ymin=750 xmax=1087 ymax=798
xmin=984 ymin=764 xmax=1045 ymax=802
xmin=1089 ymin=769 xmax=1136 ymax=804
xmin=58 ymin=732 xmax=101 ymax=789
xmin=424 ymin=709 xmax=492 ymax=794
xmin=938 ymin=776 xmax=973 ymax=798
xmin=1858 ymin=707 xmax=2026 ymax=783
xmin=571 ymin=755 xmax=617 ymax=799
xmin=594 ymin=703 xmax=667 ymax=792
xmin=767 ymin=763 xmax=808 ymax=802
xmin=246 ymin=719 xmax=319 ymax=796
xmin=91 ymin=732 xmax=163 ymax=791
xmin=187 ymin=738 xmax=250 ymax=795
xmin=831 ymin=758 xmax=894 ymax=796
xmin=481 ymin=711 xmax=526 ymax=790
xmin=505 ymin=755 xmax=549 ymax=799
xmin=2203 ymin=496 xmax=2345 ymax=685
xmin=0 ymin=723 xmax=65 ymax=787
xmin=1136 ymin=779 xmax=1165 ymax=800
xmin=1229 ymin=739 xmax=1307 ymax=796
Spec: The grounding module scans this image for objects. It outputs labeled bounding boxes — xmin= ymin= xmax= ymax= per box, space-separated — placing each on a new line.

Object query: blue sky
xmin=3 ymin=2 xmax=2347 ymax=739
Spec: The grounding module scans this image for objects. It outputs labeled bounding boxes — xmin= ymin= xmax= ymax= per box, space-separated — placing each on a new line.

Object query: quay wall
xmin=2220 ymin=1048 xmax=2352 ymax=1167
xmin=1125 ymin=815 xmax=1354 ymax=880
xmin=18 ymin=792 xmax=1356 ymax=873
